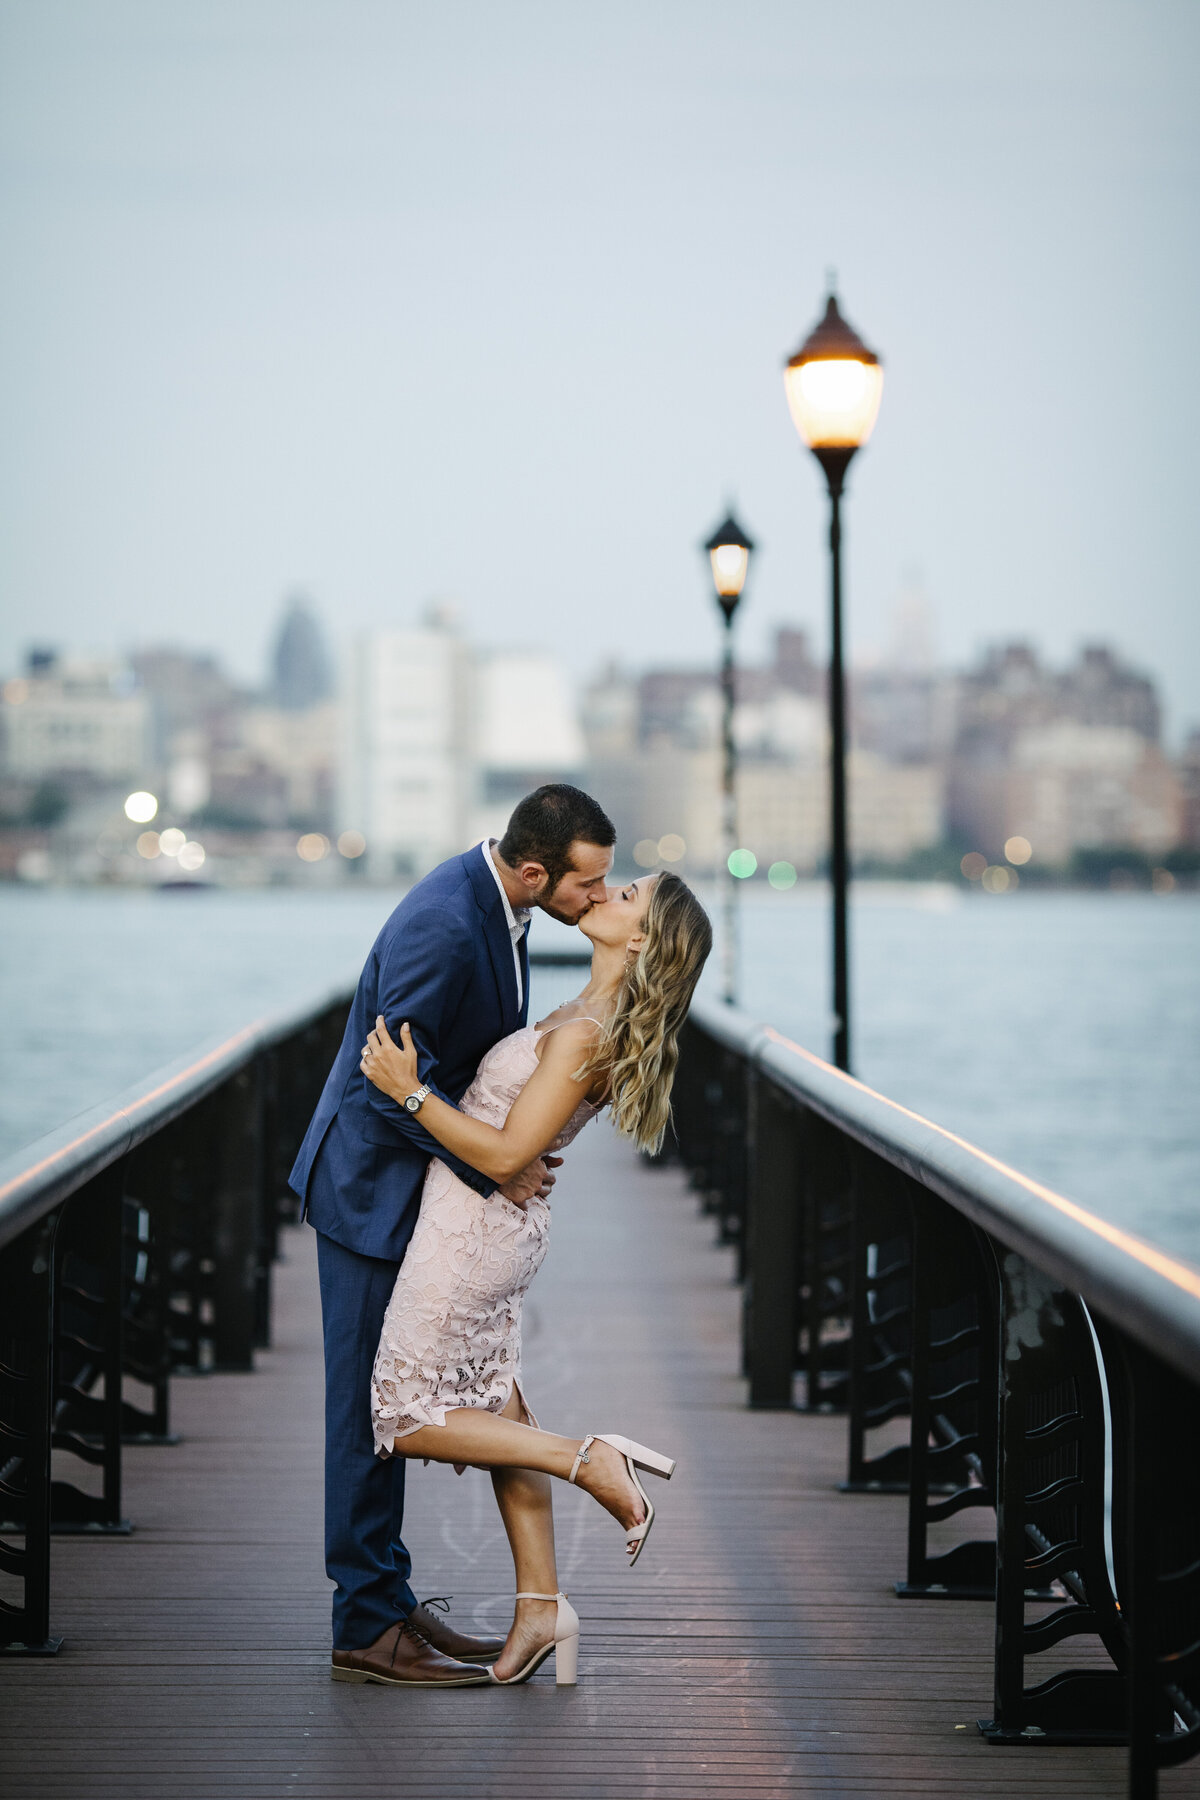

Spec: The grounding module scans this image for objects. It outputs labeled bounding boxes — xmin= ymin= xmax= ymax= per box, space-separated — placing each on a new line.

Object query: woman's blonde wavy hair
xmin=574 ymin=870 xmax=712 ymax=1155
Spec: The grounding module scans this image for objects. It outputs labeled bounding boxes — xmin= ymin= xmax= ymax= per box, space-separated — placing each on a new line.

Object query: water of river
xmin=1 ymin=883 xmax=1196 ymax=1262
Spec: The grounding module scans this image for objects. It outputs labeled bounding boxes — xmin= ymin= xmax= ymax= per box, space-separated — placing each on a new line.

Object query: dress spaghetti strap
xmin=534 ymin=1016 xmax=604 ymax=1036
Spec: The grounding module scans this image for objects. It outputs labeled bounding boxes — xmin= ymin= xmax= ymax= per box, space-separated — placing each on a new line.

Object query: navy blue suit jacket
xmin=289 ymin=845 xmax=530 ymax=1261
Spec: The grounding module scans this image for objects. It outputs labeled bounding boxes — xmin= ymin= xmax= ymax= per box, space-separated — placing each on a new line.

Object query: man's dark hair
xmin=498 ymin=784 xmax=616 ymax=889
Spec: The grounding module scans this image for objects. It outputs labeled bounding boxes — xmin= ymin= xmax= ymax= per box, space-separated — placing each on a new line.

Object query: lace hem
xmin=372 ymin=1375 xmax=538 ymax=1465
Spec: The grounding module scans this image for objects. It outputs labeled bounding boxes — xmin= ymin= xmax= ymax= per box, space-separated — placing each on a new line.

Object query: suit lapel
xmin=466 ymin=845 xmax=521 ymax=1031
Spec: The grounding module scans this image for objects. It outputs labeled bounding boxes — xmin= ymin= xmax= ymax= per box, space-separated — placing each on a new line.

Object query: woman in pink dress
xmin=359 ymin=871 xmax=710 ymax=1686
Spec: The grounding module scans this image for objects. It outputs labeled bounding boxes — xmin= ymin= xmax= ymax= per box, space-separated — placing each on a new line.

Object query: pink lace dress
xmin=370 ymin=1022 xmax=602 ymax=1457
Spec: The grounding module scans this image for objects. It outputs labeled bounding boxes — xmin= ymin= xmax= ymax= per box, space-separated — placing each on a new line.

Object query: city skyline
xmin=4 ymin=604 xmax=1192 ymax=889
xmin=2 ymin=592 xmax=1191 ymax=748
xmin=2 ymin=4 xmax=1197 ymax=731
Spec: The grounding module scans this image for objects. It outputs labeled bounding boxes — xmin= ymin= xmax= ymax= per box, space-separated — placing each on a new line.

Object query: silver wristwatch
xmin=403 ymin=1083 xmax=432 ymax=1116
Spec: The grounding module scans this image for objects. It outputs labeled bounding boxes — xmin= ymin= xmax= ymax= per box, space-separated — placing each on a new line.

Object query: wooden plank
xmin=2 ymin=1124 xmax=1197 ymax=1798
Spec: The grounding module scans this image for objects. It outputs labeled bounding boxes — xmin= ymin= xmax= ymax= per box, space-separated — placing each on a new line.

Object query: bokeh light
xmin=960 ymin=852 xmax=987 ymax=881
xmin=767 ymin=861 xmax=797 ymax=890
xmin=633 ymin=838 xmax=659 ymax=868
xmin=135 ymin=831 xmax=160 ymax=859
xmin=176 ymin=841 xmax=206 ymax=872
xmin=1004 ymin=835 xmax=1032 ymax=865
xmin=728 ymin=848 xmax=757 ymax=879
xmin=337 ymin=830 xmax=366 ymax=859
xmin=158 ymin=827 xmax=186 ymax=857
xmin=124 ymin=790 xmax=158 ymax=824
xmin=657 ymin=833 xmax=685 ymax=862
xmin=981 ymin=865 xmax=1016 ymax=893
xmin=1152 ymin=868 xmax=1176 ymax=894
xmin=297 ymin=833 xmax=330 ymax=862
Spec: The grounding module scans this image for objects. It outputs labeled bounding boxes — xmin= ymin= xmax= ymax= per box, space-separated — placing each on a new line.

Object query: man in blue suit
xmin=290 ymin=784 xmax=616 ymax=1686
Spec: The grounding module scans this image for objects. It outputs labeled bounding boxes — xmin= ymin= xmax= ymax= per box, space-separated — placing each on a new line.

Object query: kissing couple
xmin=289 ymin=784 xmax=711 ymax=1688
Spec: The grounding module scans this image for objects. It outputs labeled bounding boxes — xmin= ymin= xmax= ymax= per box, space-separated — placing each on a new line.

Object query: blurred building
xmin=470 ymin=649 xmax=584 ymax=837
xmin=587 ymin=739 xmax=940 ymax=875
xmin=224 ymin=700 xmax=338 ymax=828
xmin=340 ymin=611 xmax=474 ymax=879
xmin=631 ymin=628 xmax=824 ymax=752
xmin=850 ymin=667 xmax=957 ymax=766
xmin=130 ymin=647 xmax=244 ymax=766
xmin=270 ymin=594 xmax=335 ymax=711
xmin=773 ymin=626 xmax=825 ymax=699
xmin=582 ymin=628 xmax=943 ymax=875
xmin=948 ymin=641 xmax=1177 ymax=864
xmin=131 ymin=602 xmax=337 ymax=831
xmin=581 ymin=628 xmax=1184 ymax=879
xmin=580 ymin=662 xmax=638 ymax=759
xmin=1005 ymin=724 xmax=1182 ymax=863
xmin=1059 ymin=644 xmax=1160 ymax=738
xmin=1181 ymin=730 xmax=1200 ymax=850
xmin=339 ymin=614 xmax=584 ymax=878
xmin=0 ymin=651 xmax=150 ymax=785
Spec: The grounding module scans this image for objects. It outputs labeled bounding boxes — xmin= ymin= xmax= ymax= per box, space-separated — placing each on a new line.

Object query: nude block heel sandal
xmin=569 ymin=1432 xmax=676 ymax=1567
xmin=487 ymin=1592 xmax=580 ymax=1686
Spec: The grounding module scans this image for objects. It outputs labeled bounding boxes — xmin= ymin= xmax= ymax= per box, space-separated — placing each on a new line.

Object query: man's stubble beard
xmin=536 ymin=879 xmax=596 ymax=927
xmin=538 ymin=896 xmax=587 ymax=926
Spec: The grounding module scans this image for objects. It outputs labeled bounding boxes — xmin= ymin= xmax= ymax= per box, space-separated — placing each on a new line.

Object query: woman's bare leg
xmin=394 ymin=1408 xmax=645 ymax=1534
xmin=489 ymin=1389 xmax=559 ymax=1680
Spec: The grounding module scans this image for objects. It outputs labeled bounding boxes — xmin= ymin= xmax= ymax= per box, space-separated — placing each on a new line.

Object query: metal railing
xmin=0 ymin=984 xmax=353 ymax=1656
xmin=667 ymin=995 xmax=1200 ymax=1800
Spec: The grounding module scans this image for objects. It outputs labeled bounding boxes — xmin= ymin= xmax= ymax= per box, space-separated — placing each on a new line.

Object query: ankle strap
xmin=515 ymin=1591 xmax=564 ymax=1601
xmin=568 ymin=1434 xmax=596 ymax=1485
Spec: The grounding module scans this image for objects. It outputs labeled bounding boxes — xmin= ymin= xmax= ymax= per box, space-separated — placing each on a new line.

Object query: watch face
xmin=405 ymin=1094 xmax=420 ymax=1113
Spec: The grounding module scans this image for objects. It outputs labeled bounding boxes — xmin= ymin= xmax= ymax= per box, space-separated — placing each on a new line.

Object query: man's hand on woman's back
xmin=497 ymin=1153 xmax=563 ymax=1211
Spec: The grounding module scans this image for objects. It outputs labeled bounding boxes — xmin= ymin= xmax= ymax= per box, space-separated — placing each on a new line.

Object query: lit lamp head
xmin=703 ymin=510 xmax=756 ymax=621
xmin=784 ymin=287 xmax=883 ymax=494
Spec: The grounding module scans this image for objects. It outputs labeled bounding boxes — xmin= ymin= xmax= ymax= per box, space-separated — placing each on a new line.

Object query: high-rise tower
xmin=270 ymin=594 xmax=333 ymax=711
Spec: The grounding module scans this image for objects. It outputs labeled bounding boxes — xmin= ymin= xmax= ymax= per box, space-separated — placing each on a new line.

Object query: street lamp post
xmin=703 ymin=510 xmax=755 ymax=1006
xmin=783 ymin=286 xmax=884 ymax=1071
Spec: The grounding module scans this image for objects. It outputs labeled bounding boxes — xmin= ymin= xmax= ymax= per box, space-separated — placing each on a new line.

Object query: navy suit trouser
xmin=314 ymin=1227 xmax=417 ymax=1648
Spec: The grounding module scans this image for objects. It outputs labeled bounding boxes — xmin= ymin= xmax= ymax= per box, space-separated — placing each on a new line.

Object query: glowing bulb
xmin=783 ymin=357 xmax=884 ymax=450
xmin=710 ymin=544 xmax=749 ymax=599
xmin=125 ymin=791 xmax=158 ymax=824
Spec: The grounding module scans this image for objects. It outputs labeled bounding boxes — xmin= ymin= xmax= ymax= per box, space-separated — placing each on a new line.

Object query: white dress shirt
xmin=479 ymin=839 xmax=531 ymax=1011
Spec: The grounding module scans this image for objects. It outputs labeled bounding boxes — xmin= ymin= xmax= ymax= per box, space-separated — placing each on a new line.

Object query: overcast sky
xmin=2 ymin=1 xmax=1197 ymax=736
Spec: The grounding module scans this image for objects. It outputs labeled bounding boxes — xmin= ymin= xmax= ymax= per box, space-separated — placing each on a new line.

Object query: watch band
xmin=404 ymin=1083 xmax=432 ymax=1115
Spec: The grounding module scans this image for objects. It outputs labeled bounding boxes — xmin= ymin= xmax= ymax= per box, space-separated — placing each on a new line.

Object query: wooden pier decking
xmin=3 ymin=1127 xmax=1198 ymax=1800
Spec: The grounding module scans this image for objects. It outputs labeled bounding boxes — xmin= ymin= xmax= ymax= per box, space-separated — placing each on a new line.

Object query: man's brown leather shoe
xmin=410 ymin=1597 xmax=505 ymax=1664
xmin=331 ymin=1616 xmax=490 ymax=1686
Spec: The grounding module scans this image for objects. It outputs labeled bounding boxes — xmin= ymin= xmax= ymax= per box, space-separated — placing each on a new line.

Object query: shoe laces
xmin=397 ymin=1614 xmax=434 ymax=1658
